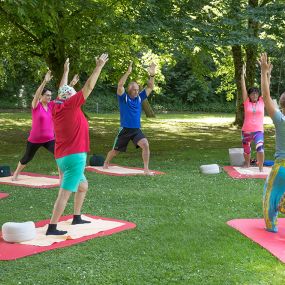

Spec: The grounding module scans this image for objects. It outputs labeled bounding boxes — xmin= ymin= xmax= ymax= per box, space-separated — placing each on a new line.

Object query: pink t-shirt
xmin=242 ymin=97 xmax=264 ymax=132
xmin=28 ymin=102 xmax=55 ymax=143
xmin=52 ymin=90 xmax=90 ymax=159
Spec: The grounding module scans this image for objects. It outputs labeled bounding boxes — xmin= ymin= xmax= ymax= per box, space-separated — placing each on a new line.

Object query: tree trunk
xmin=232 ymin=45 xmax=244 ymax=127
xmin=142 ymin=99 xmax=156 ymax=117
xmin=46 ymin=52 xmax=65 ymax=86
xmin=45 ymin=8 xmax=66 ymax=87
xmin=245 ymin=0 xmax=259 ymax=88
xmin=232 ymin=0 xmax=260 ymax=127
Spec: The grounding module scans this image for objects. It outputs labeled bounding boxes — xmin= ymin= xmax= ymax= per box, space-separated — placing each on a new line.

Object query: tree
xmin=172 ymin=0 xmax=285 ymax=126
xmin=1 ymin=0 xmax=285 ymax=118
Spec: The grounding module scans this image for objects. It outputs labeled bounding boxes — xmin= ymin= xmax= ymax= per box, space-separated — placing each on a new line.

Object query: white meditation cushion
xmin=229 ymin=148 xmax=245 ymax=166
xmin=2 ymin=221 xmax=36 ymax=243
xmin=200 ymin=164 xmax=220 ymax=174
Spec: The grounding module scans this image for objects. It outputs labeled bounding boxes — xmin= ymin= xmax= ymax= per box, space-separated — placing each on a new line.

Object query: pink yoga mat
xmin=227 ymin=218 xmax=285 ymax=263
xmin=86 ymin=164 xmax=165 ymax=176
xmin=224 ymin=166 xmax=269 ymax=179
xmin=0 ymin=192 xmax=9 ymax=200
xmin=0 ymin=172 xmax=59 ymax=188
xmin=0 ymin=215 xmax=136 ymax=260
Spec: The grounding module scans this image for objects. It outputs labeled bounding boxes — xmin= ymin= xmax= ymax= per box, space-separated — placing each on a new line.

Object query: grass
xmin=0 ymin=112 xmax=284 ymax=285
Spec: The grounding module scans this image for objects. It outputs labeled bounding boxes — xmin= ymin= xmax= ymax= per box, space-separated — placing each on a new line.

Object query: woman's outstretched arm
xmin=260 ymin=53 xmax=276 ymax=119
xmin=31 ymin=70 xmax=52 ymax=109
xmin=59 ymin=58 xmax=70 ymax=88
xmin=241 ymin=64 xmax=248 ymax=103
xmin=82 ymin=53 xmax=109 ymax=100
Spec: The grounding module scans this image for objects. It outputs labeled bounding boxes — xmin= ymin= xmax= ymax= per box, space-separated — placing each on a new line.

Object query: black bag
xmin=89 ymin=155 xmax=105 ymax=167
xmin=0 ymin=166 xmax=11 ymax=177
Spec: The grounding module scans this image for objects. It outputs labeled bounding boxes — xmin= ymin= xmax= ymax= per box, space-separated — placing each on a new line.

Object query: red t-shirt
xmin=51 ymin=90 xmax=89 ymax=159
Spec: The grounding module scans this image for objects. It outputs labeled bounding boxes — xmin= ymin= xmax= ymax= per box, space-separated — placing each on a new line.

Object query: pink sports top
xmin=242 ymin=97 xmax=264 ymax=132
xmin=28 ymin=102 xmax=55 ymax=143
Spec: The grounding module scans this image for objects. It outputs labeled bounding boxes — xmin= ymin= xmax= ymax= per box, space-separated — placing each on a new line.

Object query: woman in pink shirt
xmin=241 ymin=64 xmax=271 ymax=172
xmin=46 ymin=54 xmax=109 ymax=235
xmin=12 ymin=71 xmax=54 ymax=180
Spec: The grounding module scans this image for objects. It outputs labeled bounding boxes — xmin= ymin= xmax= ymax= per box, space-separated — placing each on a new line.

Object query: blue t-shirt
xmin=118 ymin=89 xmax=147 ymax=128
xmin=272 ymin=110 xmax=285 ymax=159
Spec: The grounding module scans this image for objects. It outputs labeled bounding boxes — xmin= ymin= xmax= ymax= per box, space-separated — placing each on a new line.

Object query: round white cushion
xmin=2 ymin=221 xmax=36 ymax=243
xmin=200 ymin=164 xmax=220 ymax=174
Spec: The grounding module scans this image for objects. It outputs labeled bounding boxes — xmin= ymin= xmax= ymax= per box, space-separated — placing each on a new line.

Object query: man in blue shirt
xmin=103 ymin=61 xmax=156 ymax=175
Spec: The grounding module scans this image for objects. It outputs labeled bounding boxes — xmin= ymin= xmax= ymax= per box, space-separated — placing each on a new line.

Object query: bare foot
xmin=259 ymin=167 xmax=264 ymax=172
xmin=144 ymin=170 xmax=154 ymax=176
xmin=103 ymin=162 xmax=109 ymax=169
xmin=11 ymin=175 xmax=19 ymax=181
xmin=242 ymin=163 xmax=250 ymax=168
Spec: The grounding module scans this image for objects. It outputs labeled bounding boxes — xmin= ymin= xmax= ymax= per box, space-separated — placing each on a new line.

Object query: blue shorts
xmin=56 ymin=153 xmax=87 ymax=192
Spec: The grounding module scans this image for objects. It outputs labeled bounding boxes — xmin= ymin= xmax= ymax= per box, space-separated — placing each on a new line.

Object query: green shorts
xmin=56 ymin=152 xmax=87 ymax=192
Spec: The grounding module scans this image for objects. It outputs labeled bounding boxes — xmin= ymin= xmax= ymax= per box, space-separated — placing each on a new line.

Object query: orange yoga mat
xmin=0 ymin=214 xmax=136 ymax=260
xmin=228 ymin=218 xmax=285 ymax=263
xmin=0 ymin=192 xmax=9 ymax=200
xmin=86 ymin=164 xmax=165 ymax=176
xmin=224 ymin=166 xmax=271 ymax=179
xmin=0 ymin=172 xmax=59 ymax=188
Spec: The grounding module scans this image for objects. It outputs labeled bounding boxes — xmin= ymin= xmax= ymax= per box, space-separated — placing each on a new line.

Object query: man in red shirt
xmin=46 ymin=54 xmax=109 ymax=235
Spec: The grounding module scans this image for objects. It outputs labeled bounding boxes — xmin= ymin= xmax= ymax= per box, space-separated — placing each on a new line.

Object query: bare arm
xmin=267 ymin=63 xmax=273 ymax=88
xmin=117 ymin=61 xmax=132 ymax=96
xmin=82 ymin=53 xmax=109 ymax=100
xmin=260 ymin=53 xmax=276 ymax=119
xmin=69 ymin=74 xmax=79 ymax=87
xmin=259 ymin=60 xmax=272 ymax=97
xmin=31 ymin=70 xmax=52 ymax=109
xmin=59 ymin=58 xmax=69 ymax=88
xmin=145 ymin=62 xmax=156 ymax=96
xmin=241 ymin=64 xmax=248 ymax=103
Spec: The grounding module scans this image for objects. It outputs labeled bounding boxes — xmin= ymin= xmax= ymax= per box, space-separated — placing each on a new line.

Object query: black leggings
xmin=20 ymin=140 xmax=55 ymax=165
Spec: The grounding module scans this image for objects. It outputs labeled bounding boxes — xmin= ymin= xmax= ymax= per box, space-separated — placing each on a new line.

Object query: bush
xmin=152 ymin=101 xmax=235 ymax=113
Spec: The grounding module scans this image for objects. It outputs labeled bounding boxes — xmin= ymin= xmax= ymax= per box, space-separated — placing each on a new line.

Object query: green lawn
xmin=0 ymin=112 xmax=284 ymax=285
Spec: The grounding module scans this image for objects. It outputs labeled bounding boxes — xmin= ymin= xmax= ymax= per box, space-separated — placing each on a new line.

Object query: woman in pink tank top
xmin=240 ymin=64 xmax=271 ymax=172
xmin=12 ymin=71 xmax=54 ymax=180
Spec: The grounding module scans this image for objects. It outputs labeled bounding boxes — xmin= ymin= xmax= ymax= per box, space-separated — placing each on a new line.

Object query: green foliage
xmin=152 ymin=101 xmax=236 ymax=113
xmin=0 ymin=0 xmax=285 ymax=114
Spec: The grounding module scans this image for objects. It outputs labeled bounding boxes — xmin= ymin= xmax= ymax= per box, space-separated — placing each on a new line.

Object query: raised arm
xmin=69 ymin=74 xmax=79 ymax=87
xmin=82 ymin=53 xmax=109 ymax=100
xmin=117 ymin=61 xmax=132 ymax=96
xmin=260 ymin=53 xmax=276 ymax=119
xmin=59 ymin=58 xmax=70 ymax=88
xmin=241 ymin=64 xmax=248 ymax=103
xmin=145 ymin=62 xmax=156 ymax=96
xmin=267 ymin=63 xmax=273 ymax=88
xmin=31 ymin=70 xmax=53 ymax=109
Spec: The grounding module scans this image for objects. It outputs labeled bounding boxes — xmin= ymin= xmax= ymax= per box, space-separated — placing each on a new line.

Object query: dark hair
xmin=247 ymin=87 xmax=261 ymax=102
xmin=42 ymin=88 xmax=52 ymax=95
xmin=247 ymin=87 xmax=259 ymax=95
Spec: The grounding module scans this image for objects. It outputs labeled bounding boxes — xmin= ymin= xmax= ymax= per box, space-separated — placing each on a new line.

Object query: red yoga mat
xmin=0 ymin=172 xmax=59 ymax=188
xmin=227 ymin=218 xmax=285 ymax=263
xmin=86 ymin=164 xmax=165 ymax=176
xmin=0 ymin=192 xmax=9 ymax=200
xmin=224 ymin=166 xmax=269 ymax=179
xmin=0 ymin=215 xmax=136 ymax=260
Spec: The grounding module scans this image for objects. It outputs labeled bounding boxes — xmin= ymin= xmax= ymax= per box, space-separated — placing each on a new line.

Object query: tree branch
xmin=0 ymin=5 xmax=40 ymax=43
